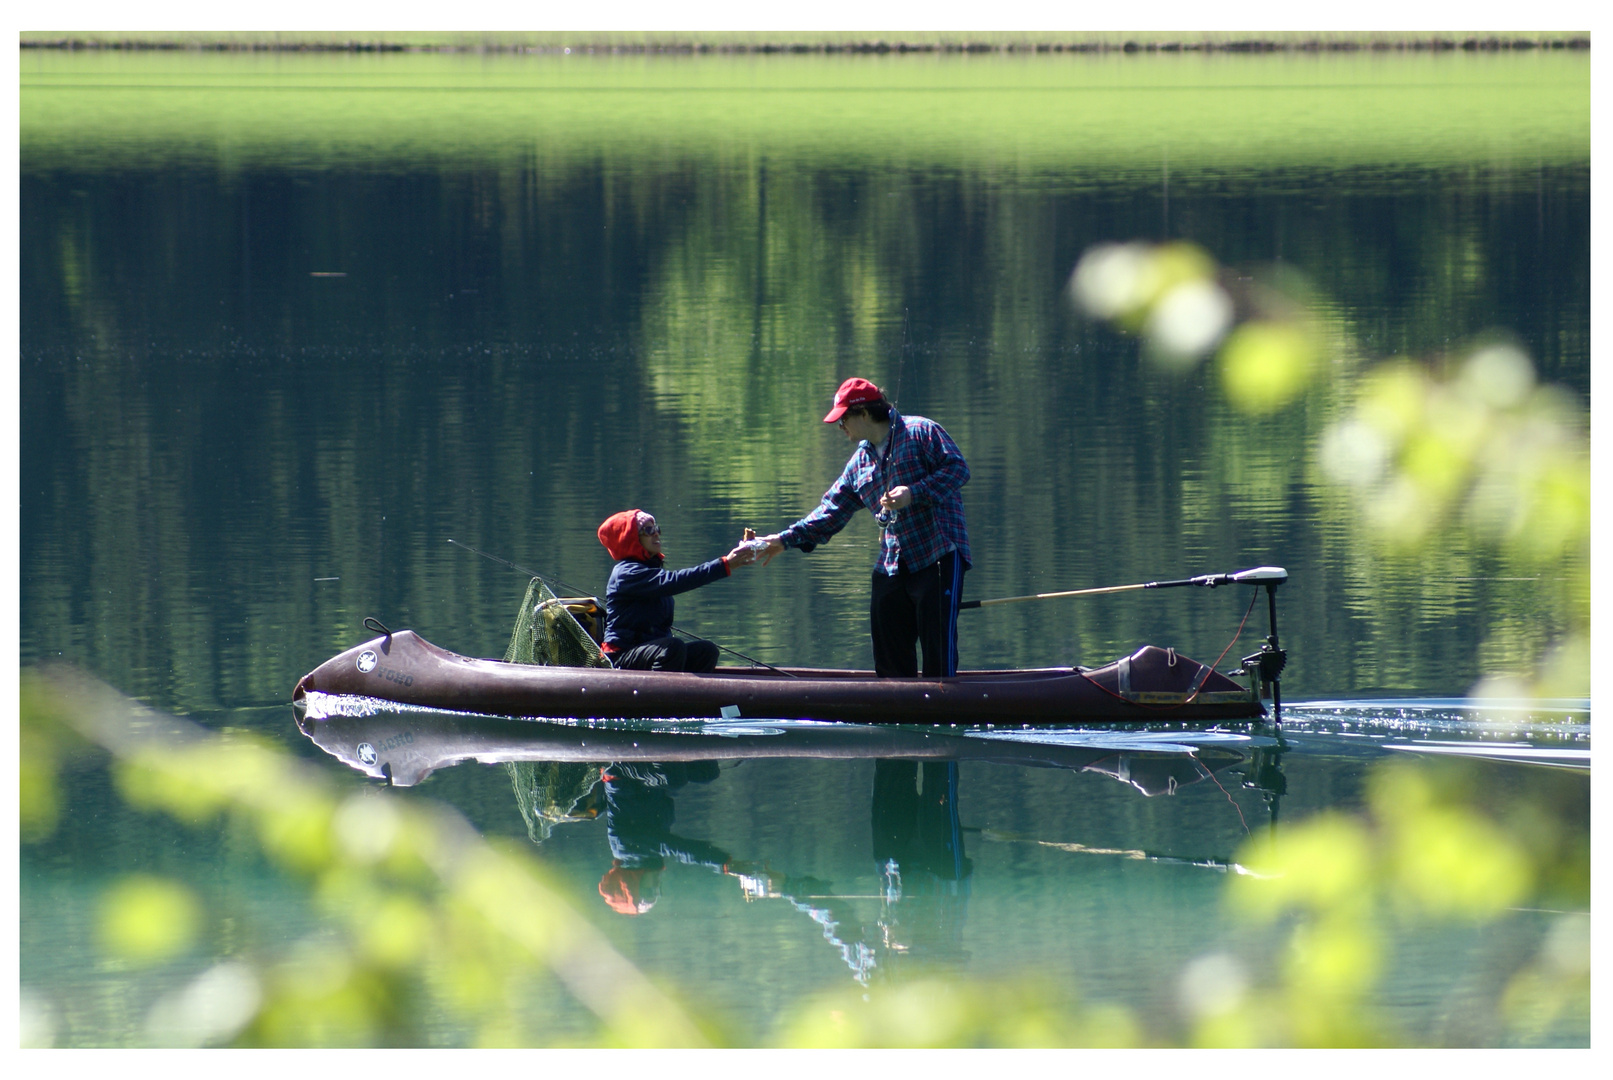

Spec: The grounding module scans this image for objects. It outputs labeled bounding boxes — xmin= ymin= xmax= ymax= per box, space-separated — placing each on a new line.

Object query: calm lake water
xmin=19 ymin=50 xmax=1590 ymax=1047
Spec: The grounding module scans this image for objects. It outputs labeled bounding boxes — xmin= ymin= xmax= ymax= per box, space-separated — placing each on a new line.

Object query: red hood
xmin=598 ymin=509 xmax=652 ymax=561
xmin=599 ymin=861 xmax=659 ymax=915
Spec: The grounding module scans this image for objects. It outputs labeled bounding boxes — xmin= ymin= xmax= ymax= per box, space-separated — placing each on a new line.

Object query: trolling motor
xmin=950 ymin=563 xmax=1291 ymax=724
xmin=1242 ymin=744 xmax=1288 ymax=831
xmin=1147 ymin=566 xmax=1289 ymax=726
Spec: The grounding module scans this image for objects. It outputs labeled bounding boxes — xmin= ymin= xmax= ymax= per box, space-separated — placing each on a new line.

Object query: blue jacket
xmin=602 ymin=556 xmax=730 ymax=652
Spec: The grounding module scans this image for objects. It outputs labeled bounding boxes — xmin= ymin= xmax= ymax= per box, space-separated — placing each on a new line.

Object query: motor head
xmin=1186 ymin=566 xmax=1289 ymax=589
xmin=1229 ymin=566 xmax=1288 ymax=585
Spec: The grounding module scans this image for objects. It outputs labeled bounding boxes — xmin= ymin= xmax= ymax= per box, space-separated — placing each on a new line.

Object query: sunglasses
xmin=639 ymin=521 xmax=660 ymax=537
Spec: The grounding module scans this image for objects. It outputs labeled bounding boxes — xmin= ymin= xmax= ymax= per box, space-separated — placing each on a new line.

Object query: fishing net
xmin=506 ymin=760 xmax=604 ymax=844
xmin=502 ymin=576 xmax=611 ymax=843
xmin=502 ymin=577 xmax=612 ymax=669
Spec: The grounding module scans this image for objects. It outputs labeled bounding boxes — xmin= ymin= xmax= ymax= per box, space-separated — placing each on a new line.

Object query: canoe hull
xmin=295 ymin=705 xmax=1254 ymax=788
xmin=293 ymin=630 xmax=1266 ymax=725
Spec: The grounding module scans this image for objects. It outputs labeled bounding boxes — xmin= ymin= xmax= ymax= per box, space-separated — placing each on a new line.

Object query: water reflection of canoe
xmin=294 ymin=700 xmax=1251 ymax=791
xmin=293 ymin=629 xmax=1265 ymax=725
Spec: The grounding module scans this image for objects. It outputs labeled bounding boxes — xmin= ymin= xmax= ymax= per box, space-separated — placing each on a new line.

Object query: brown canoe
xmin=292 ymin=629 xmax=1267 ymax=725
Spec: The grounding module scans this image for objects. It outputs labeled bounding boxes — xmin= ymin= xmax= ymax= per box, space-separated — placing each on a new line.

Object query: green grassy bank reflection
xmin=22 ymin=50 xmax=1588 ymax=173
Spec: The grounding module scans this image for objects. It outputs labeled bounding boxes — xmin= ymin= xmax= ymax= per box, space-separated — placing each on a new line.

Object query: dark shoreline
xmin=18 ymin=32 xmax=1591 ymax=55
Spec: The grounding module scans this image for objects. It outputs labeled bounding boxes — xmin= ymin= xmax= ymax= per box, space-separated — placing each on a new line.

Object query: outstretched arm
xmin=764 ymin=462 xmax=865 ymax=561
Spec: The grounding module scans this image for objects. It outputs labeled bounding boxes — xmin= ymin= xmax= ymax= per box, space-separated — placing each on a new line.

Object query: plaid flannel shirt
xmin=780 ymin=410 xmax=970 ymax=576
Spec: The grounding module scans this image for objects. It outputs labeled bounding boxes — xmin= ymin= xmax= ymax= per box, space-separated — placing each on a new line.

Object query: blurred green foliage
xmin=22 ymin=667 xmax=715 ymax=1048
xmin=1071 ymin=239 xmax=1589 ymax=699
xmin=1071 ymin=240 xmax=1332 ymax=414
xmin=20 ymin=673 xmax=80 ymax=843
xmin=1063 ymin=234 xmax=1589 ymax=1049
xmin=1205 ymin=756 xmax=1589 ymax=1048
xmin=97 ymin=875 xmax=203 ymax=964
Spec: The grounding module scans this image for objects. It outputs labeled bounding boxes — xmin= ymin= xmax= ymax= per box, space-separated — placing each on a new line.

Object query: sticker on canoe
xmin=357 ymin=742 xmax=378 ymax=766
xmin=357 ymin=650 xmax=378 ymax=673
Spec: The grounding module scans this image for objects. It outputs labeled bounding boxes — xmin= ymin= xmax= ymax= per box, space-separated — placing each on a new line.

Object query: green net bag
xmin=505 ymin=759 xmax=603 ymax=844
xmin=501 ymin=577 xmax=612 ymax=669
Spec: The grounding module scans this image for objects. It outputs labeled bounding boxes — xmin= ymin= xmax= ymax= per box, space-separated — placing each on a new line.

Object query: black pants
xmin=612 ymin=635 xmax=720 ymax=673
xmin=870 ymin=550 xmax=965 ymax=677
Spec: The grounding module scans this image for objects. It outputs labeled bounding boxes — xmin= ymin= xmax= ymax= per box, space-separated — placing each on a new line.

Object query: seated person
xmin=596 ymin=509 xmax=755 ymax=671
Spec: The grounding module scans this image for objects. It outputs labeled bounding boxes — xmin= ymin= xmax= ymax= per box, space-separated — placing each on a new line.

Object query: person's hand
xmin=725 ymin=542 xmax=757 ymax=567
xmin=757 ymin=535 xmax=785 ymax=566
xmin=880 ymin=486 xmax=913 ymax=512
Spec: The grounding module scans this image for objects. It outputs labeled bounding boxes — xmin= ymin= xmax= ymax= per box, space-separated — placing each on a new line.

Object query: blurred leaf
xmin=1218 ymin=320 xmax=1317 ymax=413
xmin=97 ymin=875 xmax=202 ymax=964
xmin=358 ymin=895 xmax=435 ymax=970
xmin=1231 ymin=812 xmax=1374 ymax=919
xmin=20 ymin=669 xmax=92 ymax=843
xmin=1357 ymin=359 xmax=1428 ymax=440
xmin=143 ymin=961 xmax=262 ymax=1047
xmin=1070 ymin=240 xmax=1217 ymax=332
xmin=115 ymin=753 xmax=232 ymax=824
xmin=1386 ymin=807 xmax=1531 ymax=918
xmin=1144 ymin=279 xmax=1235 ymax=367
xmin=243 ymin=949 xmax=388 ymax=1048
xmin=1499 ymin=914 xmax=1589 ymax=1043
xmin=19 ymin=751 xmax=62 ymax=844
xmin=256 ymin=799 xmax=338 ymax=874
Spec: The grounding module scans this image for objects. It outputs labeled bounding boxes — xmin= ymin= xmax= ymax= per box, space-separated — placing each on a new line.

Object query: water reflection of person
xmin=593 ymin=758 xmax=880 ymax=979
xmin=595 ymin=760 xmax=728 ymax=915
xmin=870 ymin=759 xmax=973 ymax=968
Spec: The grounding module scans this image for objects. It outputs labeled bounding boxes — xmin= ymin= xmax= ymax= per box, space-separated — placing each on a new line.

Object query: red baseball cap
xmin=823 ymin=377 xmax=885 ymax=423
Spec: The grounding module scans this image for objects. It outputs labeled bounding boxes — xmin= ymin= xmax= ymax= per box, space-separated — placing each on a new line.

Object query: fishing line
xmin=1197 ymin=757 xmax=1252 ymax=836
xmin=448 ymin=538 xmax=797 ymax=677
xmin=893 ymin=304 xmax=909 ymax=408
xmin=1196 ymin=587 xmax=1263 ymax=695
xmin=448 ymin=538 xmax=582 ymax=595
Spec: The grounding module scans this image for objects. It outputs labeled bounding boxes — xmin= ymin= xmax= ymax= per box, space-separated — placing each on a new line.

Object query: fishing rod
xmin=959 ymin=565 xmax=1288 ymax=609
xmin=962 ymin=565 xmax=1289 ymax=724
xmin=448 ymin=538 xmax=798 ymax=678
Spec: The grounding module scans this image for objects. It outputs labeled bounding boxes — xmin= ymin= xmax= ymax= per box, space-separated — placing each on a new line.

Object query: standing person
xmin=757 ymin=378 xmax=970 ymax=678
xmin=597 ymin=509 xmax=756 ymax=672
